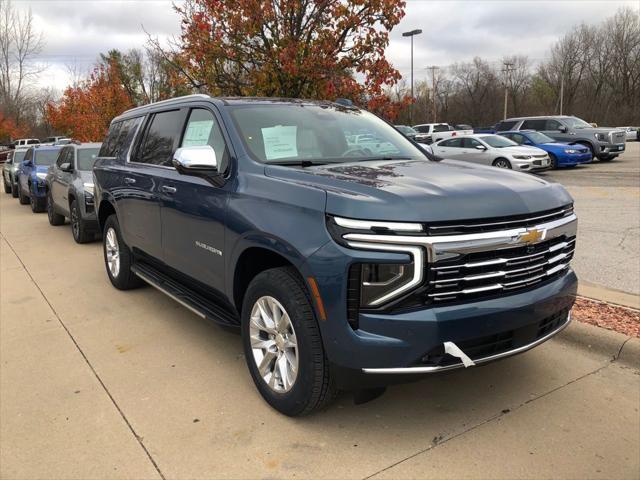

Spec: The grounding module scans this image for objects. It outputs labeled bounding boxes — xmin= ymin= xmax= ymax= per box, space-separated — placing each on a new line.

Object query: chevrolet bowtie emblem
xmin=520 ymin=228 xmax=545 ymax=244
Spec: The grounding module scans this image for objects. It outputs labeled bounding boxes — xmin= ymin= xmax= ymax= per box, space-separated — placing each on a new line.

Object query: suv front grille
xmin=423 ymin=205 xmax=573 ymax=236
xmin=428 ymin=235 xmax=575 ymax=304
xmin=611 ymin=131 xmax=625 ymax=143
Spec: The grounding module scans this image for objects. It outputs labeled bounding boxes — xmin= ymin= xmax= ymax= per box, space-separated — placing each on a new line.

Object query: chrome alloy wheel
xmin=494 ymin=159 xmax=511 ymax=168
xmin=249 ymin=296 xmax=299 ymax=393
xmin=71 ymin=206 xmax=79 ymax=239
xmin=105 ymin=227 xmax=120 ymax=278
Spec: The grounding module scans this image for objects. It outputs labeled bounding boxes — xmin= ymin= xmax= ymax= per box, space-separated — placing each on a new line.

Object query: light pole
xmin=502 ymin=61 xmax=515 ymax=120
xmin=426 ymin=66 xmax=439 ymax=122
xmin=402 ymin=29 xmax=422 ymax=124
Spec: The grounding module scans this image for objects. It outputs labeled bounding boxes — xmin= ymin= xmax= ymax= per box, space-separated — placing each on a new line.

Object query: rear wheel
xmin=3 ymin=177 xmax=10 ymax=194
xmin=102 ymin=214 xmax=143 ymax=290
xmin=11 ymin=181 xmax=18 ymax=198
xmin=47 ymin=192 xmax=65 ymax=225
xmin=492 ymin=158 xmax=512 ymax=169
xmin=30 ymin=193 xmax=45 ymax=213
xmin=241 ymin=267 xmax=336 ymax=416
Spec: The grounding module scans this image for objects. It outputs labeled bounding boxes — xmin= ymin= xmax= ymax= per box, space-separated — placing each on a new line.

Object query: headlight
xmin=594 ymin=133 xmax=607 ymax=141
xmin=564 ymin=149 xmax=578 ymax=154
xmin=512 ymin=155 xmax=531 ymax=160
xmin=83 ymin=182 xmax=94 ymax=195
xmin=36 ymin=172 xmax=47 ymax=180
xmin=328 ymin=216 xmax=425 ymax=308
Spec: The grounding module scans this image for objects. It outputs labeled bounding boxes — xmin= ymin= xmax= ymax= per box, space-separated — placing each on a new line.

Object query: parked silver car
xmin=2 ymin=148 xmax=28 ymax=197
xmin=432 ymin=134 xmax=550 ymax=171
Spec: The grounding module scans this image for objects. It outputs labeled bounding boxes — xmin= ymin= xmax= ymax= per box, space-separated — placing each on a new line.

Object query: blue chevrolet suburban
xmin=94 ymin=95 xmax=578 ymax=416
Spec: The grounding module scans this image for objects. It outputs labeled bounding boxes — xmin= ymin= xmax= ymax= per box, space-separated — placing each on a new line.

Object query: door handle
xmin=123 ymin=177 xmax=136 ymax=185
xmin=161 ymin=185 xmax=177 ymax=194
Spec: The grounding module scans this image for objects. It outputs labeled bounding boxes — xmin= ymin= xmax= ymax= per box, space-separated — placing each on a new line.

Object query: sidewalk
xmin=1 ymin=192 xmax=639 ymax=480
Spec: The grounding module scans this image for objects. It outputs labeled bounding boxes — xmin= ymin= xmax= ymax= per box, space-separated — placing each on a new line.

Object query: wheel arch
xmin=97 ymin=198 xmax=117 ymax=233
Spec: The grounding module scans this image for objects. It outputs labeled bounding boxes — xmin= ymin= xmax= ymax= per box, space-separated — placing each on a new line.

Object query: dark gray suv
xmin=45 ymin=142 xmax=102 ymax=243
xmin=495 ymin=116 xmax=626 ymax=161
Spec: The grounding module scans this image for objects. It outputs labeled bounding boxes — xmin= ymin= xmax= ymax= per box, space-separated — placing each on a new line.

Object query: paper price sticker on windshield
xmin=183 ymin=120 xmax=214 ymax=147
xmin=262 ymin=125 xmax=298 ymax=160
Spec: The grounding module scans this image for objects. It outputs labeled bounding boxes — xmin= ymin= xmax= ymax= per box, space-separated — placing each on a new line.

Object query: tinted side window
xmin=137 ymin=110 xmax=186 ymax=166
xmin=443 ymin=138 xmax=463 ymax=148
xmin=181 ymin=108 xmax=229 ymax=173
xmin=521 ymin=119 xmax=546 ymax=130
xmin=24 ymin=148 xmax=33 ymax=161
xmin=462 ymin=138 xmax=482 ymax=148
xmin=546 ymin=119 xmax=563 ymax=131
xmin=433 ymin=124 xmax=450 ymax=132
xmin=100 ymin=122 xmax=122 ymax=157
xmin=495 ymin=121 xmax=518 ymax=131
xmin=510 ymin=134 xmax=525 ymax=145
xmin=414 ymin=125 xmax=430 ymax=133
xmin=56 ymin=147 xmax=70 ymax=167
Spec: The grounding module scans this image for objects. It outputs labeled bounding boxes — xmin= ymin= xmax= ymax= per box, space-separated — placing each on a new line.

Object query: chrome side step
xmin=131 ymin=263 xmax=240 ymax=328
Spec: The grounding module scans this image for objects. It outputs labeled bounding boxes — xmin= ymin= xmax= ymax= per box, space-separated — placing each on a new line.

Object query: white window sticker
xmin=183 ymin=120 xmax=214 ymax=147
xmin=262 ymin=125 xmax=298 ymax=160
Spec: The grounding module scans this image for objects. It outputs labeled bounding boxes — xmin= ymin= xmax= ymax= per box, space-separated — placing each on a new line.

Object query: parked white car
xmin=12 ymin=138 xmax=40 ymax=148
xmin=432 ymin=134 xmax=551 ymax=171
xmin=412 ymin=123 xmax=473 ymax=144
xmin=616 ymin=127 xmax=638 ymax=141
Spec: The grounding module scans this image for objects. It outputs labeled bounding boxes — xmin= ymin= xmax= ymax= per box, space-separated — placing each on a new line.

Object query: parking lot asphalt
xmin=1 ymin=180 xmax=639 ymax=479
xmin=538 ymin=141 xmax=640 ymax=295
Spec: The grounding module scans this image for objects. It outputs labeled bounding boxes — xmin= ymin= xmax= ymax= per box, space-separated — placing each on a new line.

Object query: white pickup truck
xmin=412 ymin=123 xmax=473 ymax=144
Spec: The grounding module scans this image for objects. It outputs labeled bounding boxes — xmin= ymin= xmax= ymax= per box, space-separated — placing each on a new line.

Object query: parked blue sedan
xmin=499 ymin=130 xmax=592 ymax=168
xmin=16 ymin=145 xmax=62 ymax=212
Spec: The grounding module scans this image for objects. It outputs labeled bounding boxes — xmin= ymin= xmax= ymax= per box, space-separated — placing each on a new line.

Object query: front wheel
xmin=549 ymin=153 xmax=559 ymax=169
xmin=3 ymin=178 xmax=10 ymax=194
xmin=30 ymin=193 xmax=45 ymax=213
xmin=241 ymin=267 xmax=336 ymax=416
xmin=492 ymin=158 xmax=512 ymax=169
xmin=70 ymin=200 xmax=93 ymax=243
xmin=18 ymin=183 xmax=29 ymax=205
xmin=102 ymin=215 xmax=143 ymax=290
xmin=47 ymin=192 xmax=65 ymax=225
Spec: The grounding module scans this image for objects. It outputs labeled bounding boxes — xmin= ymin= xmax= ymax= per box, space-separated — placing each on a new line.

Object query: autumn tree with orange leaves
xmin=46 ymin=60 xmax=134 ymax=142
xmin=172 ymin=0 xmax=409 ymax=119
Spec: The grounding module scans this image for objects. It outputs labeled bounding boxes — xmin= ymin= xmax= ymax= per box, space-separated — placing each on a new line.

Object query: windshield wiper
xmin=355 ymin=156 xmax=413 ymax=162
xmin=268 ymin=160 xmax=329 ymax=167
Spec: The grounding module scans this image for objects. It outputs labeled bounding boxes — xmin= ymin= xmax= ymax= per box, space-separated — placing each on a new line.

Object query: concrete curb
xmin=577 ymin=281 xmax=639 ymax=310
xmin=557 ymin=320 xmax=639 ymax=369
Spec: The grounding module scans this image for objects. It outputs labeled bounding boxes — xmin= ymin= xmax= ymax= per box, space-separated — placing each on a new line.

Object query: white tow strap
xmin=443 ymin=341 xmax=476 ymax=368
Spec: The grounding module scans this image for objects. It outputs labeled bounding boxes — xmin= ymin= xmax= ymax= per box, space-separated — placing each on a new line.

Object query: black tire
xmin=241 ymin=267 xmax=336 ymax=416
xmin=549 ymin=153 xmax=559 ymax=169
xmin=47 ymin=192 xmax=65 ymax=225
xmin=598 ymin=154 xmax=613 ymax=162
xmin=492 ymin=158 xmax=512 ymax=169
xmin=102 ymin=214 xmax=143 ymax=290
xmin=3 ymin=178 xmax=10 ymax=194
xmin=18 ymin=183 xmax=29 ymax=205
xmin=30 ymin=193 xmax=45 ymax=213
xmin=11 ymin=182 xmax=18 ymax=198
xmin=70 ymin=199 xmax=92 ymax=243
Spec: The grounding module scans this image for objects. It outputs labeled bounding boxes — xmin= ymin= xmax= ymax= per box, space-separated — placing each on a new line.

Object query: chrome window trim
xmin=363 ymin=311 xmax=571 ymax=374
xmin=334 ymin=216 xmax=423 ymax=232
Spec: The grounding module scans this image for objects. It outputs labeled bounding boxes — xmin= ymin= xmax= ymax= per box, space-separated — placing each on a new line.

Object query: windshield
xmin=395 ymin=126 xmax=417 ymax=134
xmin=481 ymin=135 xmax=519 ymax=148
xmin=229 ymin=104 xmax=423 ymax=164
xmin=13 ymin=150 xmax=27 ymax=163
xmin=527 ymin=132 xmax=555 ymax=144
xmin=77 ymin=148 xmax=100 ymax=170
xmin=563 ymin=117 xmax=592 ymax=129
xmin=34 ymin=150 xmax=60 ymax=166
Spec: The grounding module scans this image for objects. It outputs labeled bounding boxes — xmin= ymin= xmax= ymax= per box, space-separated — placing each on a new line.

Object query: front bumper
xmin=558 ymin=152 xmax=592 ymax=166
xmin=30 ymin=179 xmax=47 ymax=198
xmin=598 ymin=142 xmax=625 ymax=155
xmin=511 ymin=156 xmax=551 ymax=171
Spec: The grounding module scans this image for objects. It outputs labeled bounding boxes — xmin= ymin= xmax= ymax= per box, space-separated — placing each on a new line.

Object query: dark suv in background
xmin=94 ymin=95 xmax=577 ymax=416
xmin=45 ymin=142 xmax=102 ymax=243
xmin=495 ymin=115 xmax=626 ymax=161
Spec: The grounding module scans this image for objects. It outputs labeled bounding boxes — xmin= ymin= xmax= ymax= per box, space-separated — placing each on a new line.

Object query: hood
xmin=544 ymin=142 xmax=588 ymax=152
xmin=501 ymin=146 xmax=547 ymax=155
xmin=34 ymin=165 xmax=49 ymax=174
xmin=265 ymin=159 xmax=573 ymax=222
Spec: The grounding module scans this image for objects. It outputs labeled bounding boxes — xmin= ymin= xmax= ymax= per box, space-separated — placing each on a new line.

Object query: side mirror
xmin=475 ymin=145 xmax=487 ymax=150
xmin=23 ymin=160 xmax=33 ymax=167
xmin=60 ymin=162 xmax=72 ymax=172
xmin=559 ymin=125 xmax=568 ymax=133
xmin=172 ymin=146 xmax=218 ymax=173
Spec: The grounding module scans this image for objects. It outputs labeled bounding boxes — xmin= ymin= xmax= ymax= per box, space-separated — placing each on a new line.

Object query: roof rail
xmin=123 ymin=94 xmax=211 ymax=115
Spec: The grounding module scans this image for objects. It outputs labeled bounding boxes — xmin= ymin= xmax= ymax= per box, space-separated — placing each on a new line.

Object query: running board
xmin=131 ymin=263 xmax=240 ymax=328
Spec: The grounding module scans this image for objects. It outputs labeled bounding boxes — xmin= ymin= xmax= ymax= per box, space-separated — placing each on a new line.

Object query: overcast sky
xmin=15 ymin=0 xmax=640 ymax=92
